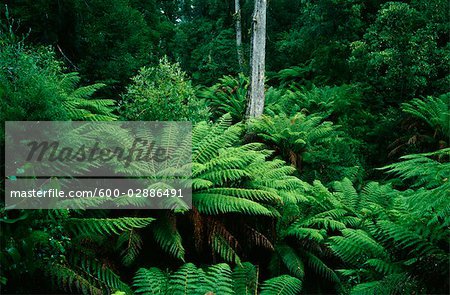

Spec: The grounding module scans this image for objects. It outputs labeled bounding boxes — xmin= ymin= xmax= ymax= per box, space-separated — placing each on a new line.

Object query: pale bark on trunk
xmin=246 ymin=0 xmax=267 ymax=118
xmin=234 ymin=0 xmax=244 ymax=70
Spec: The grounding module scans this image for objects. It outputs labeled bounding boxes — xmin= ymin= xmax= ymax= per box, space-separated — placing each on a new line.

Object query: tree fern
xmin=383 ymin=148 xmax=450 ymax=188
xmin=199 ymin=73 xmax=248 ymax=122
xmin=268 ymin=179 xmax=350 ymax=292
xmin=58 ymin=72 xmax=117 ymax=121
xmin=183 ymin=115 xmax=302 ymax=263
xmin=285 ymin=227 xmax=326 ymax=243
xmin=332 ymin=178 xmax=360 ymax=211
xmin=328 ymin=161 xmax=449 ymax=294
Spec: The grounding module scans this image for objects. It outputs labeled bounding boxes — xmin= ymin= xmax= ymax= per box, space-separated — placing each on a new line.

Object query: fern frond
xmin=350 ymin=273 xmax=419 ymax=295
xmin=333 ymin=178 xmax=360 ymax=211
xmin=167 ymin=263 xmax=206 ymax=295
xmin=329 ymin=229 xmax=387 ymax=265
xmin=232 ymin=262 xmax=258 ymax=295
xmin=204 ymin=263 xmax=235 ymax=294
xmin=275 ymin=244 xmax=305 ymax=279
xmin=370 ymin=220 xmax=443 ymax=256
xmin=285 ymin=227 xmax=325 ymax=243
xmin=303 ymin=217 xmax=346 ymax=231
xmin=402 ymin=93 xmax=450 ymax=137
xmin=260 ymin=275 xmax=302 ymax=295
xmin=211 ymin=234 xmax=242 ymax=265
xmin=66 ymin=217 xmax=155 ymax=236
xmin=364 ymin=259 xmax=402 ymax=276
xmin=48 ymin=262 xmax=102 ymax=295
xmin=116 ymin=230 xmax=143 ymax=266
xmin=75 ymin=257 xmax=132 ymax=294
xmin=382 ymin=148 xmax=450 ymax=189
xmin=152 ymin=216 xmax=185 ymax=261
xmin=303 ymin=251 xmax=339 ymax=282
xmin=194 ymin=193 xmax=274 ymax=216
xmin=203 ymin=188 xmax=281 ymax=203
xmin=133 ymin=267 xmax=168 ymax=295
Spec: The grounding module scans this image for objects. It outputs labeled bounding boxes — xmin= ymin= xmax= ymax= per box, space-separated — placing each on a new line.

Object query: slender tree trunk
xmin=246 ymin=0 xmax=267 ymax=118
xmin=234 ymin=0 xmax=244 ymax=71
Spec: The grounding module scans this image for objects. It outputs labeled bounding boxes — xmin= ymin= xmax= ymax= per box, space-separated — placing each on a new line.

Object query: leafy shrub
xmin=349 ymin=2 xmax=449 ymax=102
xmin=119 ymin=57 xmax=208 ymax=122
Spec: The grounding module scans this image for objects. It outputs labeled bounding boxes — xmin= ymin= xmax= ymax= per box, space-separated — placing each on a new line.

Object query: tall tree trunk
xmin=246 ymin=0 xmax=267 ymax=118
xmin=234 ymin=0 xmax=244 ymax=71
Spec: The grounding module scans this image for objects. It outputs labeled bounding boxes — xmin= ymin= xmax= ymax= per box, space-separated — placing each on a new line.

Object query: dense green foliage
xmin=119 ymin=57 xmax=208 ymax=122
xmin=1 ymin=0 xmax=449 ymax=294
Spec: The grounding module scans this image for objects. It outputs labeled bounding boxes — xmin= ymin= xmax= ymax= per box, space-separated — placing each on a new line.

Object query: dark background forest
xmin=0 ymin=0 xmax=449 ymax=294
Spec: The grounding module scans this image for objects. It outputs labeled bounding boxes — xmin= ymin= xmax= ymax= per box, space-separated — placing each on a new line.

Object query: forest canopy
xmin=0 ymin=0 xmax=449 ymax=294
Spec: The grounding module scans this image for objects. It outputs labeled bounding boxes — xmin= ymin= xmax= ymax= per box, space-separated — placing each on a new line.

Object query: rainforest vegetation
xmin=0 ymin=0 xmax=449 ymax=294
